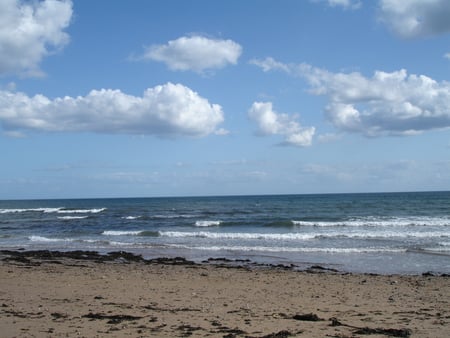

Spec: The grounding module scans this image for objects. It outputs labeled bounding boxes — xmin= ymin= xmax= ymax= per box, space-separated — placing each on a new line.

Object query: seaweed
xmin=292 ymin=313 xmax=323 ymax=321
xmin=82 ymin=312 xmax=142 ymax=324
xmin=329 ymin=317 xmax=411 ymax=337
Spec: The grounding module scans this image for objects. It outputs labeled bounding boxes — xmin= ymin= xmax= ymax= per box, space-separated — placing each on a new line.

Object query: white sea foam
xmin=29 ymin=235 xmax=134 ymax=247
xmin=424 ymin=247 xmax=450 ymax=253
xmin=107 ymin=240 xmax=136 ymax=246
xmin=195 ymin=220 xmax=221 ymax=227
xmin=292 ymin=216 xmax=450 ymax=228
xmin=0 ymin=207 xmax=106 ymax=214
xmin=0 ymin=207 xmax=63 ymax=214
xmin=170 ymin=244 xmax=407 ymax=253
xmin=57 ymin=216 xmax=89 ymax=220
xmin=122 ymin=216 xmax=141 ymax=220
xmin=29 ymin=235 xmax=70 ymax=242
xmin=158 ymin=230 xmax=450 ymax=240
xmin=57 ymin=208 xmax=106 ymax=214
xmin=102 ymin=230 xmax=142 ymax=236
xmin=340 ymin=230 xmax=450 ymax=239
xmin=159 ymin=231 xmax=317 ymax=240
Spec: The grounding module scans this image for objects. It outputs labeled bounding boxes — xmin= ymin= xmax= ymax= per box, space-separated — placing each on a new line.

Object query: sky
xmin=1 ymin=0 xmax=450 ymax=199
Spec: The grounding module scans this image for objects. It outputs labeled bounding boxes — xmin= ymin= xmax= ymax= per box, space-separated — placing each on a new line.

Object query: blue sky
xmin=1 ymin=0 xmax=450 ymax=199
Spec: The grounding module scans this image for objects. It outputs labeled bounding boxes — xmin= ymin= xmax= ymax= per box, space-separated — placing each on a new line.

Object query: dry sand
xmin=0 ymin=250 xmax=449 ymax=337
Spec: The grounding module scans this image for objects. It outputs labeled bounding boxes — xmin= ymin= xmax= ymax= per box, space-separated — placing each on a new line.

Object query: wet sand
xmin=0 ymin=250 xmax=449 ymax=337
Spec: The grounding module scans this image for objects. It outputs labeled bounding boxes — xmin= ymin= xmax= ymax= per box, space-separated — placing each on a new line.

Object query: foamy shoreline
xmin=1 ymin=249 xmax=449 ymax=337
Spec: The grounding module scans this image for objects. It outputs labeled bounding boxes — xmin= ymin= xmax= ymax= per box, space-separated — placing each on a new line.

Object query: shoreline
xmin=1 ymin=249 xmax=450 ymax=276
xmin=2 ymin=247 xmax=449 ymax=276
xmin=1 ymin=250 xmax=449 ymax=337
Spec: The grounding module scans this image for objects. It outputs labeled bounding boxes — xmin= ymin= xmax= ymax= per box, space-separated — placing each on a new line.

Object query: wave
xmin=292 ymin=216 xmax=450 ymax=228
xmin=265 ymin=220 xmax=297 ymax=227
xmin=160 ymin=231 xmax=317 ymax=240
xmin=56 ymin=208 xmax=106 ymax=214
xmin=158 ymin=230 xmax=450 ymax=240
xmin=122 ymin=216 xmax=141 ymax=220
xmin=28 ymin=235 xmax=127 ymax=247
xmin=170 ymin=244 xmax=407 ymax=254
xmin=29 ymin=235 xmax=70 ymax=242
xmin=0 ymin=207 xmax=63 ymax=214
xmin=57 ymin=216 xmax=89 ymax=220
xmin=0 ymin=207 xmax=106 ymax=214
xmin=101 ymin=230 xmax=159 ymax=237
xmin=102 ymin=230 xmax=142 ymax=236
xmin=422 ymin=247 xmax=450 ymax=253
xmin=195 ymin=220 xmax=221 ymax=227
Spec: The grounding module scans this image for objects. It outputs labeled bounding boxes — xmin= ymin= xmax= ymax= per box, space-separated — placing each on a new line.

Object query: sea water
xmin=1 ymin=192 xmax=449 ymax=274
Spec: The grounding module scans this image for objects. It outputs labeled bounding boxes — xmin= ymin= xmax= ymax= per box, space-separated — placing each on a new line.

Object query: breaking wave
xmin=195 ymin=220 xmax=221 ymax=227
xmin=158 ymin=230 xmax=450 ymax=240
xmin=170 ymin=244 xmax=407 ymax=254
xmin=292 ymin=216 xmax=450 ymax=228
xmin=57 ymin=216 xmax=89 ymax=220
xmin=101 ymin=230 xmax=159 ymax=237
xmin=0 ymin=207 xmax=106 ymax=214
xmin=1 ymin=208 xmax=62 ymax=214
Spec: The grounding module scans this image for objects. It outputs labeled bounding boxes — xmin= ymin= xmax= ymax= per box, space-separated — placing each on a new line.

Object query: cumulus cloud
xmin=140 ymin=35 xmax=242 ymax=73
xmin=252 ymin=57 xmax=450 ymax=137
xmin=0 ymin=0 xmax=72 ymax=76
xmin=0 ymin=83 xmax=224 ymax=138
xmin=378 ymin=0 xmax=450 ymax=38
xmin=302 ymin=66 xmax=450 ymax=136
xmin=248 ymin=102 xmax=315 ymax=147
xmin=311 ymin=0 xmax=361 ymax=10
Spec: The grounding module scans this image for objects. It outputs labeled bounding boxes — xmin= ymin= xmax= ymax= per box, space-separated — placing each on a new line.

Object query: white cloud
xmin=445 ymin=53 xmax=450 ymax=60
xmin=249 ymin=57 xmax=290 ymax=73
xmin=140 ymin=35 xmax=242 ymax=73
xmin=252 ymin=57 xmax=450 ymax=137
xmin=311 ymin=0 xmax=361 ymax=10
xmin=301 ymin=66 xmax=450 ymax=136
xmin=248 ymin=102 xmax=315 ymax=147
xmin=0 ymin=83 xmax=224 ymax=138
xmin=0 ymin=0 xmax=72 ymax=76
xmin=379 ymin=0 xmax=450 ymax=38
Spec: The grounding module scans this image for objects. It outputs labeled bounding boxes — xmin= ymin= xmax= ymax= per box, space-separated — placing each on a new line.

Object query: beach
xmin=1 ymin=250 xmax=449 ymax=337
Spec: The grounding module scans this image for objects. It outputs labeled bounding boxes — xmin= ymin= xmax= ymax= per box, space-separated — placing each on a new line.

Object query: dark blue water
xmin=1 ymin=192 xmax=449 ymax=274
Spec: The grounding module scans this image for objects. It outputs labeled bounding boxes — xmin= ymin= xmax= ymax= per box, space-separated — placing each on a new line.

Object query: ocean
xmin=1 ymin=191 xmax=449 ymax=274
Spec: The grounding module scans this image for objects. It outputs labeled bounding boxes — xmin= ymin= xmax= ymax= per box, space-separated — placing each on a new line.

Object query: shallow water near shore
xmin=1 ymin=191 xmax=449 ymax=274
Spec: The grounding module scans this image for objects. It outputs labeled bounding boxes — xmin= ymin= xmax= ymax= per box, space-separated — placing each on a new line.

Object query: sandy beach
xmin=1 ymin=251 xmax=449 ymax=337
